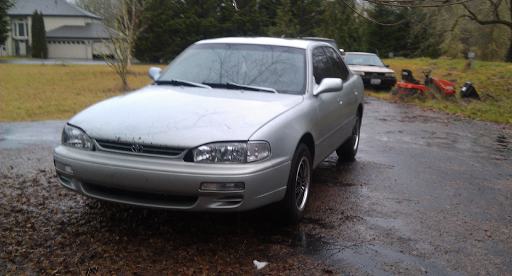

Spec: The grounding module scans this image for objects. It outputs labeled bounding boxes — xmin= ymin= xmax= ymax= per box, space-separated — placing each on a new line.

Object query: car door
xmin=312 ymin=46 xmax=354 ymax=162
xmin=324 ymin=47 xmax=359 ymax=140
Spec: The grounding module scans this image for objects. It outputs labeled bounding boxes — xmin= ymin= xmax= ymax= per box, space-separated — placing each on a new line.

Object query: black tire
xmin=407 ymin=89 xmax=420 ymax=96
xmin=336 ymin=112 xmax=361 ymax=160
xmin=279 ymin=143 xmax=312 ymax=224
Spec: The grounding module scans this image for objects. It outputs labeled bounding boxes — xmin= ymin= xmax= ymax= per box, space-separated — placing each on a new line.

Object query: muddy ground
xmin=1 ymin=96 xmax=511 ymax=275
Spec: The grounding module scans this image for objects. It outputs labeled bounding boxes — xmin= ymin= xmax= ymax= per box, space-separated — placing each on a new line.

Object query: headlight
xmin=353 ymin=71 xmax=365 ymax=76
xmin=385 ymin=72 xmax=396 ymax=77
xmin=193 ymin=141 xmax=270 ymax=163
xmin=62 ymin=125 xmax=94 ymax=151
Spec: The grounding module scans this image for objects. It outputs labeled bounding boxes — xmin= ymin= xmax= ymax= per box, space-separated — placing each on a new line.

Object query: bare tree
xmin=106 ymin=0 xmax=147 ymax=70
xmin=77 ymin=0 xmax=148 ymax=88
xmin=101 ymin=27 xmax=131 ymax=89
xmin=312 ymin=0 xmax=512 ymax=62
xmin=459 ymin=0 xmax=512 ymax=62
xmin=74 ymin=0 xmax=117 ymax=27
xmin=359 ymin=0 xmax=512 ymax=62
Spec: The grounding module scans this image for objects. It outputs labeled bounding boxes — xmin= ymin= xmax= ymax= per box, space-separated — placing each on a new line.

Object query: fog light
xmin=200 ymin=182 xmax=245 ymax=191
xmin=55 ymin=161 xmax=74 ymax=174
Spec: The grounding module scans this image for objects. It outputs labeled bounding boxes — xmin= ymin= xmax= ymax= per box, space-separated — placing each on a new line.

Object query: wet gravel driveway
xmin=1 ymin=96 xmax=511 ymax=275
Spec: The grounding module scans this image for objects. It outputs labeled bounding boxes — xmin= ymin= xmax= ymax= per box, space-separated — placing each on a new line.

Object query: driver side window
xmin=312 ymin=47 xmax=331 ymax=85
xmin=324 ymin=47 xmax=349 ymax=81
xmin=313 ymin=47 xmax=350 ymax=85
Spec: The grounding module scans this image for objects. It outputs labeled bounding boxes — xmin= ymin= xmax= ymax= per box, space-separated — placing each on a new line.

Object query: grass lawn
xmin=373 ymin=57 xmax=512 ymax=125
xmin=1 ymin=59 xmax=511 ymax=126
xmin=0 ymin=63 xmax=165 ymax=122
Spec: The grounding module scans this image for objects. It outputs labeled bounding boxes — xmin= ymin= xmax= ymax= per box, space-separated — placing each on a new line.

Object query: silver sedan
xmin=53 ymin=37 xmax=364 ymax=223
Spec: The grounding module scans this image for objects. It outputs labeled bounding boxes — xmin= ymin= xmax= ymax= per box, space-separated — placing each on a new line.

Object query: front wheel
xmin=279 ymin=144 xmax=312 ymax=224
xmin=336 ymin=112 xmax=361 ymax=160
xmin=407 ymin=88 xmax=420 ymax=96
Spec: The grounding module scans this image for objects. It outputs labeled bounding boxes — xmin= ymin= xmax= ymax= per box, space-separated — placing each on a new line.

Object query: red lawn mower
xmin=392 ymin=68 xmax=456 ymax=97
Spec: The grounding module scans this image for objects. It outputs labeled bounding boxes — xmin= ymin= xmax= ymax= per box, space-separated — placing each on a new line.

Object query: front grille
xmin=95 ymin=139 xmax=185 ymax=157
xmin=365 ymin=72 xmax=386 ymax=76
xmin=82 ymin=182 xmax=198 ymax=208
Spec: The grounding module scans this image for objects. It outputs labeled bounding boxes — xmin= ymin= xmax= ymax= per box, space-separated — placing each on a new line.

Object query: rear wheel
xmin=279 ymin=144 xmax=312 ymax=224
xmin=336 ymin=112 xmax=361 ymax=160
xmin=392 ymin=87 xmax=408 ymax=96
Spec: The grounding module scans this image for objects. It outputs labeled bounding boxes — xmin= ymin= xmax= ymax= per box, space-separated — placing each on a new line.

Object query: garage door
xmin=48 ymin=41 xmax=88 ymax=59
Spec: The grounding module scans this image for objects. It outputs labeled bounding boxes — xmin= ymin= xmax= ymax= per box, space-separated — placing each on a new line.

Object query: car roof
xmin=345 ymin=52 xmax=378 ymax=56
xmin=301 ymin=37 xmax=336 ymax=43
xmin=195 ymin=37 xmax=318 ymax=49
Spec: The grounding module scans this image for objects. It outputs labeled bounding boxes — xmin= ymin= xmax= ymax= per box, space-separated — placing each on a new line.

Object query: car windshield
xmin=158 ymin=43 xmax=307 ymax=95
xmin=346 ymin=54 xmax=385 ymax=67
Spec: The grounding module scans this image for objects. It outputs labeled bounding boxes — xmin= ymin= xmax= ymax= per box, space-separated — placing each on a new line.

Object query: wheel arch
xmin=298 ymin=133 xmax=315 ymax=165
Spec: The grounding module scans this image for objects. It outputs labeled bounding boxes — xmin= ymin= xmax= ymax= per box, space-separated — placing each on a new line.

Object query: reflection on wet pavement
xmin=281 ymin=97 xmax=512 ymax=275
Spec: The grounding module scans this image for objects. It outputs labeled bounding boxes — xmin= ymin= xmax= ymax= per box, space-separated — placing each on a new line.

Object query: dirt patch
xmin=0 ymin=151 xmax=337 ymax=275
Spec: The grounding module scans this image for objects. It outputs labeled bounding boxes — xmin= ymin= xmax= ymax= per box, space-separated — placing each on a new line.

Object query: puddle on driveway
xmin=272 ymin=220 xmax=463 ymax=276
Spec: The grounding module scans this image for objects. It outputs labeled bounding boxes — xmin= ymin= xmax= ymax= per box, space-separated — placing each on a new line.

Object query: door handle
xmin=338 ymin=99 xmax=343 ymax=105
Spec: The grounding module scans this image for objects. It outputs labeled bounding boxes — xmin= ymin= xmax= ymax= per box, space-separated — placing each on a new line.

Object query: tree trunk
xmin=507 ymin=34 xmax=512 ymax=63
xmin=507 ymin=1 xmax=512 ymax=63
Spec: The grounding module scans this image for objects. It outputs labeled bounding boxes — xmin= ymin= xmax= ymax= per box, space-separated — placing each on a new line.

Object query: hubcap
xmin=295 ymin=156 xmax=310 ymax=212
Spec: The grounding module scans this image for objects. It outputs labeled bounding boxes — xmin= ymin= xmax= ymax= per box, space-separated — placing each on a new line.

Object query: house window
xmin=13 ymin=19 xmax=28 ymax=38
xmin=17 ymin=22 xmax=26 ymax=37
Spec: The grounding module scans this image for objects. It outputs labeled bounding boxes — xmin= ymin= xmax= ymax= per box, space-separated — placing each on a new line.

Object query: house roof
xmin=8 ymin=0 xmax=101 ymax=19
xmin=46 ymin=23 xmax=115 ymax=40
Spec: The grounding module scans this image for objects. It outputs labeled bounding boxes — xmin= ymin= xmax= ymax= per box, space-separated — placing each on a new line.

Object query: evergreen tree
xmin=364 ymin=4 xmax=406 ymax=56
xmin=134 ymin=0 xmax=274 ymax=63
xmin=290 ymin=0 xmax=323 ymax=37
xmin=316 ymin=0 xmax=364 ymax=51
xmin=364 ymin=4 xmax=441 ymax=58
xmin=404 ymin=8 xmax=443 ymax=58
xmin=268 ymin=0 xmax=323 ymax=38
xmin=31 ymin=11 xmax=41 ymax=58
xmin=268 ymin=0 xmax=298 ymax=37
xmin=31 ymin=11 xmax=48 ymax=59
xmin=0 ymin=0 xmax=12 ymax=45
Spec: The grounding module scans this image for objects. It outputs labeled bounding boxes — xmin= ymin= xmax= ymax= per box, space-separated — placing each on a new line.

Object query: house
xmin=2 ymin=0 xmax=114 ymax=59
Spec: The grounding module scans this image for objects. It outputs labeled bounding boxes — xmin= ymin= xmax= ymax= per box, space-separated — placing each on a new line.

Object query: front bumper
xmin=54 ymin=145 xmax=290 ymax=211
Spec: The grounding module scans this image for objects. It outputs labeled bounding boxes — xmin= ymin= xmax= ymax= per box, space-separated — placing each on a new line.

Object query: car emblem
xmin=131 ymin=144 xmax=144 ymax=153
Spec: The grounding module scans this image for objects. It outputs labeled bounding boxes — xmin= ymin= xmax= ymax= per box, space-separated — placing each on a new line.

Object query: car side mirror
xmin=148 ymin=67 xmax=163 ymax=81
xmin=384 ymin=64 xmax=390 ymax=68
xmin=314 ymin=78 xmax=343 ymax=96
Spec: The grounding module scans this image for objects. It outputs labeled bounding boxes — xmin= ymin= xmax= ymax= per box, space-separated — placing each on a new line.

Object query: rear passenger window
xmin=324 ymin=47 xmax=349 ymax=81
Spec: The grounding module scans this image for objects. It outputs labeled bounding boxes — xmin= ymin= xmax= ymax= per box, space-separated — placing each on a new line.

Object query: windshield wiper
xmin=154 ymin=79 xmax=211 ymax=89
xmin=201 ymin=82 xmax=278 ymax=93
xmin=203 ymin=82 xmax=277 ymax=93
xmin=225 ymin=82 xmax=277 ymax=93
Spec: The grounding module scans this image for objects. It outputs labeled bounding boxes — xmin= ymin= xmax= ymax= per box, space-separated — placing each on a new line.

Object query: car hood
xmin=348 ymin=65 xmax=395 ymax=74
xmin=69 ymin=85 xmax=303 ymax=148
